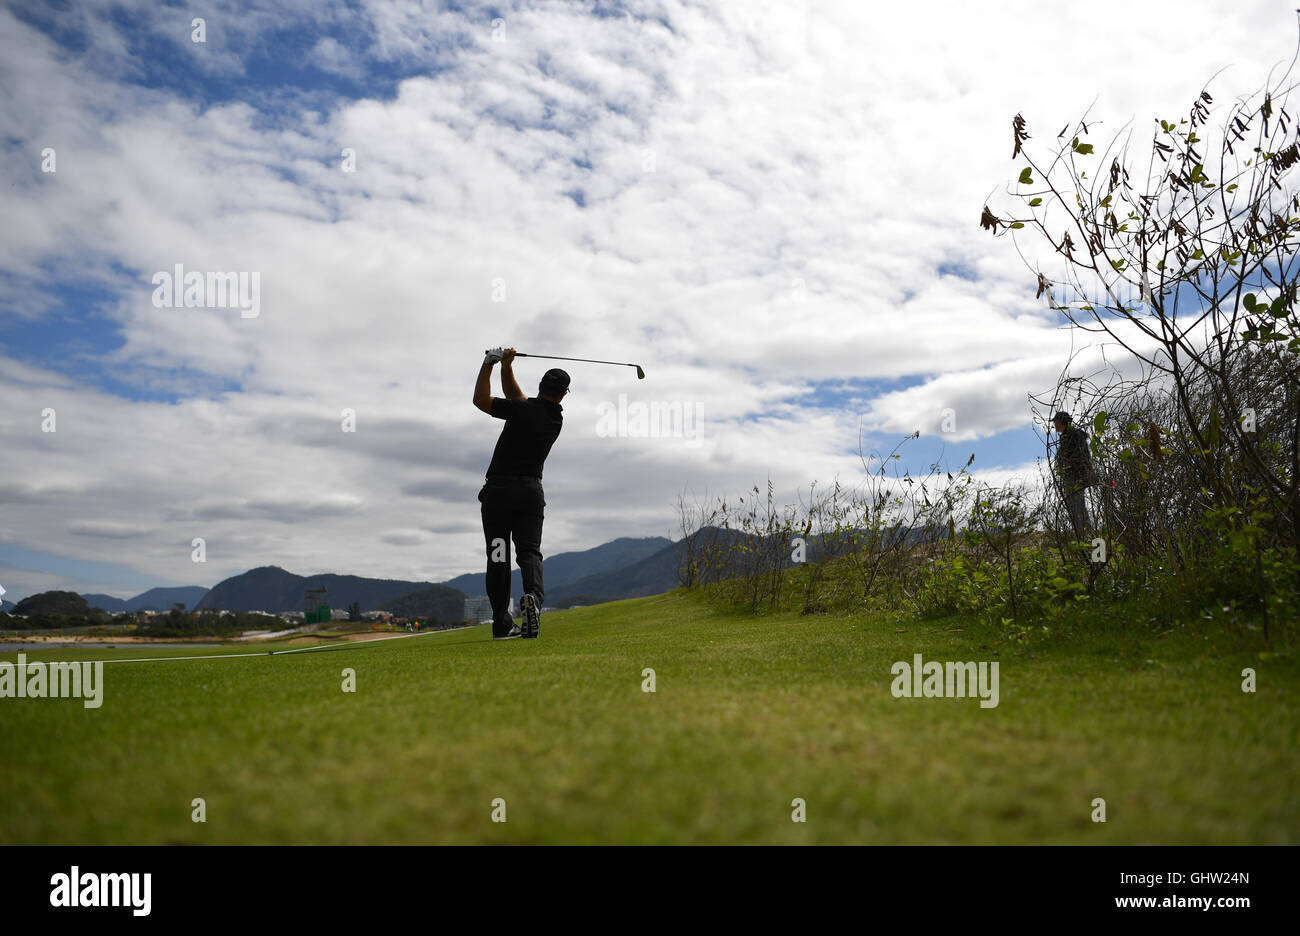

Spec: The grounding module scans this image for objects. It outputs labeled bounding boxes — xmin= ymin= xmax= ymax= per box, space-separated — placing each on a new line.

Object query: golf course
xmin=3 ymin=589 xmax=1295 ymax=845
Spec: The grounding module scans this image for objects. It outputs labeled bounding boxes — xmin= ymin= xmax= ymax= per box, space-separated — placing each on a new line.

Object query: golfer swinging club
xmin=473 ymin=346 xmax=569 ymax=640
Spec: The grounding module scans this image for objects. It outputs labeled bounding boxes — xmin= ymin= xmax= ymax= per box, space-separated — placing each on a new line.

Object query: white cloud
xmin=309 ymin=37 xmax=364 ymax=79
xmin=0 ymin=0 xmax=1290 ymax=591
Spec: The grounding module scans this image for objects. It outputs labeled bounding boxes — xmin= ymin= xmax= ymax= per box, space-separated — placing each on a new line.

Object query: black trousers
xmin=478 ymin=476 xmax=546 ymax=627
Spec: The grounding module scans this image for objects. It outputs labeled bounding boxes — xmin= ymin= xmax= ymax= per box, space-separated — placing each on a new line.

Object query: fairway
xmin=2 ymin=591 xmax=1296 ymax=845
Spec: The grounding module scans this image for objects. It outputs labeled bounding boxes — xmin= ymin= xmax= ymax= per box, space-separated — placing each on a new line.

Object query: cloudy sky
xmin=0 ymin=0 xmax=1291 ymax=602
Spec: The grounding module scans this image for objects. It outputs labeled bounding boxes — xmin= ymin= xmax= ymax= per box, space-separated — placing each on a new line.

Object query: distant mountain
xmin=548 ymin=548 xmax=681 ymax=605
xmin=14 ymin=591 xmax=94 ymax=619
xmin=69 ymin=534 xmax=688 ymax=620
xmin=82 ymin=587 xmax=210 ymax=614
xmin=440 ymin=536 xmax=672 ymax=598
xmin=82 ymin=593 xmax=129 ymax=613
xmin=543 ymin=524 xmax=936 ymax=607
xmin=0 ymin=599 xmax=13 ymax=613
xmin=548 ymin=527 xmax=760 ymax=607
xmin=127 ymin=586 xmax=210 ymax=612
xmin=548 ymin=544 xmax=682 ymax=607
xmin=378 ymin=584 xmax=469 ymax=622
xmin=60 ymin=523 xmax=928 ymax=621
xmin=197 ymin=566 xmax=456 ymax=613
xmin=196 ymin=566 xmax=300 ymax=612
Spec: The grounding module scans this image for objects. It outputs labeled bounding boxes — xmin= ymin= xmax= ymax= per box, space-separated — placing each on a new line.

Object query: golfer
xmin=473 ymin=346 xmax=569 ymax=640
xmin=1051 ymin=410 xmax=1093 ymax=534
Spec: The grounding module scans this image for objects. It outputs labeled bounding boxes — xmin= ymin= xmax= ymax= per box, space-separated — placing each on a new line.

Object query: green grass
xmin=1 ymin=590 xmax=1296 ymax=844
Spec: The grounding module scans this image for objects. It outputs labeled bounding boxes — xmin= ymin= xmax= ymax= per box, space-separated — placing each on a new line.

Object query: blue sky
xmin=0 ymin=0 xmax=1287 ymax=602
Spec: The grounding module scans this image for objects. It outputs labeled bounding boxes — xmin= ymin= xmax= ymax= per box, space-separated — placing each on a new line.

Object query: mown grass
xmin=1 ymin=589 xmax=1295 ymax=844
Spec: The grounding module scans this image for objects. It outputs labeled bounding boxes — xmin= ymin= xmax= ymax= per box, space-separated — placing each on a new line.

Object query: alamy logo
xmin=50 ymin=867 xmax=151 ymax=916
xmin=595 ymin=394 xmax=702 ymax=447
xmin=0 ymin=654 xmax=104 ymax=708
xmin=151 ymin=263 xmax=260 ymax=318
xmin=890 ymin=653 xmax=999 ymax=709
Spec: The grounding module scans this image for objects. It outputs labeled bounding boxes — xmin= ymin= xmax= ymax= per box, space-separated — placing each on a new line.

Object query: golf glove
xmin=483 ymin=347 xmax=504 ymax=365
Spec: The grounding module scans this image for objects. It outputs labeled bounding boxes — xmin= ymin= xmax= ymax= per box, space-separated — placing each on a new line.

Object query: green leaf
xmin=1243 ymin=293 xmax=1258 ymax=310
xmin=1029 ymin=197 xmax=1042 ymax=206
xmin=1010 ymin=222 xmax=1025 ymax=229
xmin=1191 ymin=249 xmax=1204 ymax=260
xmin=1018 ymin=167 xmax=1033 ymax=185
xmin=1072 ymin=140 xmax=1095 ymax=155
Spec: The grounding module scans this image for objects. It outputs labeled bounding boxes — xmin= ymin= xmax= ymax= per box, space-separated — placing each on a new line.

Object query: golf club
xmin=494 ymin=351 xmax=646 ymax=380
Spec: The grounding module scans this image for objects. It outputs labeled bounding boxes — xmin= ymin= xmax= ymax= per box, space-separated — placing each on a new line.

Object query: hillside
xmin=440 ymin=536 xmax=671 ymax=597
xmin=194 ymin=537 xmax=676 ymax=614
xmin=49 ymin=533 xmax=707 ymax=621
xmin=549 ymin=542 xmax=683 ymax=606
xmin=63 ymin=527 xmax=880 ymax=621
xmin=198 ymin=567 xmax=444 ymax=613
xmin=13 ymin=591 xmax=95 ymax=619
xmin=378 ymin=584 xmax=469 ymax=622
xmin=81 ymin=593 xmax=128 ymax=613
xmin=547 ymin=527 xmax=758 ymax=607
xmin=82 ymin=586 xmax=210 ymax=613
xmin=127 ymin=586 xmax=210 ymax=611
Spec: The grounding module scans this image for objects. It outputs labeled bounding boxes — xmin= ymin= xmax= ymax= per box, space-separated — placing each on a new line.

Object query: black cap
xmin=539 ymin=368 xmax=570 ymax=395
xmin=1053 ymin=411 xmax=1072 ymax=425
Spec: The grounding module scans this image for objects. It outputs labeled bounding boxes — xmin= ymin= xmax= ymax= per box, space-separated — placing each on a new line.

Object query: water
xmin=0 ymin=642 xmax=222 ymax=651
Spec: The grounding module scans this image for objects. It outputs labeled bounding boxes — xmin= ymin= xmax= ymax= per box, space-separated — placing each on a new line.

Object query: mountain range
xmin=441 ymin=536 xmax=672 ymax=603
xmin=195 ymin=567 xmax=442 ymax=614
xmin=61 ymin=526 xmax=889 ymax=618
xmin=80 ymin=586 xmax=211 ymax=614
xmin=71 ymin=535 xmax=681 ymax=615
xmin=28 ymin=526 xmax=873 ymax=619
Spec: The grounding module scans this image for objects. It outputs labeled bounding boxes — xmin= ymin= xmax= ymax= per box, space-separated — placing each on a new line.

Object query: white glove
xmin=483 ymin=347 xmax=504 ymax=365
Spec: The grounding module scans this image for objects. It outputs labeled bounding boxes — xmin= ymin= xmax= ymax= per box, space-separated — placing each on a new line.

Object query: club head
xmin=635 ymin=365 xmax=645 ymax=380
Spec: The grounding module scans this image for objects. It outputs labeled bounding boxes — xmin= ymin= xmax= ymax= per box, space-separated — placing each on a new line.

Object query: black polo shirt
xmin=1056 ymin=425 xmax=1090 ymax=478
xmin=486 ymin=397 xmax=564 ymax=480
